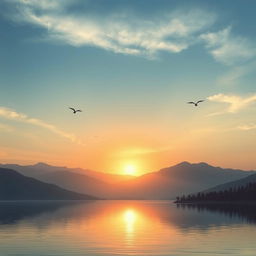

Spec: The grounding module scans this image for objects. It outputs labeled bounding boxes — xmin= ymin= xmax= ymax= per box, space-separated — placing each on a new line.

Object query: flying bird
xmin=69 ymin=107 xmax=82 ymax=114
xmin=187 ymin=100 xmax=204 ymax=107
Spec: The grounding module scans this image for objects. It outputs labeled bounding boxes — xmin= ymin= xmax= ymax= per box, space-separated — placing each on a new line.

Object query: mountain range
xmin=1 ymin=161 xmax=254 ymax=199
xmin=0 ymin=162 xmax=133 ymax=183
xmin=0 ymin=167 xmax=97 ymax=200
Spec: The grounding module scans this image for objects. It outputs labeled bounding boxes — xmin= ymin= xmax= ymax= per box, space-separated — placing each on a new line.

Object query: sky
xmin=0 ymin=0 xmax=256 ymax=175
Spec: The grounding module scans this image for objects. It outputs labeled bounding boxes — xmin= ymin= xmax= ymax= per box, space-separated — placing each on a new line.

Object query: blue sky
xmin=0 ymin=0 xmax=256 ymax=173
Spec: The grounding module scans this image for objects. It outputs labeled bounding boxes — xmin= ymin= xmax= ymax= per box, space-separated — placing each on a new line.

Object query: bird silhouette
xmin=69 ymin=107 xmax=82 ymax=114
xmin=187 ymin=100 xmax=204 ymax=107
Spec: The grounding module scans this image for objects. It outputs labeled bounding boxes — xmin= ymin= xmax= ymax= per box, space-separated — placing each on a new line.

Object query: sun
xmin=124 ymin=164 xmax=137 ymax=175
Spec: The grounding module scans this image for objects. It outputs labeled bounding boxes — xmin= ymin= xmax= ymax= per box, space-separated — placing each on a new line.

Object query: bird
xmin=69 ymin=107 xmax=82 ymax=114
xmin=187 ymin=100 xmax=204 ymax=107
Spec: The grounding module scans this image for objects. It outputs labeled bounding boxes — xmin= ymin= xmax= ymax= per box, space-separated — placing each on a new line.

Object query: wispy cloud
xmin=5 ymin=0 xmax=256 ymax=65
xmin=216 ymin=63 xmax=256 ymax=86
xmin=200 ymin=26 xmax=256 ymax=65
xmin=207 ymin=93 xmax=256 ymax=115
xmin=116 ymin=146 xmax=173 ymax=157
xmin=7 ymin=0 xmax=216 ymax=58
xmin=237 ymin=124 xmax=256 ymax=131
xmin=0 ymin=107 xmax=83 ymax=145
xmin=12 ymin=0 xmax=63 ymax=10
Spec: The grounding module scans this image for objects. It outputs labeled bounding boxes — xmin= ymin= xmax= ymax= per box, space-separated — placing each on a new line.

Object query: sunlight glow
xmin=123 ymin=164 xmax=137 ymax=175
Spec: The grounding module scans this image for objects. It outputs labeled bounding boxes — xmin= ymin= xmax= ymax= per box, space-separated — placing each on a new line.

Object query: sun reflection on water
xmin=123 ymin=208 xmax=137 ymax=245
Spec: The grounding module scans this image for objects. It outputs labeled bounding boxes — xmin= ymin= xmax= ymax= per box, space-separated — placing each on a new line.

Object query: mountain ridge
xmin=203 ymin=173 xmax=256 ymax=193
xmin=0 ymin=167 xmax=98 ymax=200
xmin=1 ymin=161 xmax=254 ymax=199
xmin=0 ymin=162 xmax=134 ymax=184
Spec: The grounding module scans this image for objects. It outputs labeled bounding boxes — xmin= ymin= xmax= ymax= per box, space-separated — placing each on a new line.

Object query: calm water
xmin=0 ymin=200 xmax=256 ymax=256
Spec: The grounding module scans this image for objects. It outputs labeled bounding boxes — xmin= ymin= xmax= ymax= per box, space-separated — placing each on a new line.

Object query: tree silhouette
xmin=175 ymin=182 xmax=256 ymax=203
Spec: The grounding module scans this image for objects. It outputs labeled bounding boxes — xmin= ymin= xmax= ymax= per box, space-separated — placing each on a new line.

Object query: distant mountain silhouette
xmin=36 ymin=171 xmax=114 ymax=198
xmin=0 ymin=162 xmax=134 ymax=184
xmin=203 ymin=173 xmax=256 ymax=193
xmin=0 ymin=163 xmax=135 ymax=198
xmin=0 ymin=168 xmax=98 ymax=200
xmin=110 ymin=162 xmax=254 ymax=199
xmin=0 ymin=162 xmax=254 ymax=199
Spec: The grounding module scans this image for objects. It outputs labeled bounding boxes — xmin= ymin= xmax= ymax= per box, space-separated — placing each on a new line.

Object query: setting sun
xmin=124 ymin=164 xmax=137 ymax=175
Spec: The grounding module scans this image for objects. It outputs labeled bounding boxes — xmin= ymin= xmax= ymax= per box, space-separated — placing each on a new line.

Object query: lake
xmin=0 ymin=200 xmax=255 ymax=256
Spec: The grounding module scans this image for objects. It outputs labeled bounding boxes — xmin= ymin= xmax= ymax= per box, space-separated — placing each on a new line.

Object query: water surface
xmin=0 ymin=200 xmax=255 ymax=256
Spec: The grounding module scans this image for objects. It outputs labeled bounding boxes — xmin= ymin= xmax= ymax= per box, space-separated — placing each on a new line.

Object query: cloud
xmin=207 ymin=93 xmax=256 ymax=115
xmin=200 ymin=26 xmax=256 ymax=65
xmin=7 ymin=0 xmax=216 ymax=58
xmin=217 ymin=63 xmax=256 ymax=86
xmin=116 ymin=146 xmax=173 ymax=157
xmin=13 ymin=0 xmax=62 ymax=9
xmin=5 ymin=0 xmax=256 ymax=65
xmin=0 ymin=107 xmax=83 ymax=145
xmin=237 ymin=124 xmax=256 ymax=131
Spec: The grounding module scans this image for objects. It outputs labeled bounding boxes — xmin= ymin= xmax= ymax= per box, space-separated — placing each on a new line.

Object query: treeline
xmin=175 ymin=182 xmax=256 ymax=203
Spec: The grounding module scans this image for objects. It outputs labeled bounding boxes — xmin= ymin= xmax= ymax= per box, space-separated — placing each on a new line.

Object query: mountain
xmin=75 ymin=168 xmax=135 ymax=184
xmin=0 ymin=168 xmax=98 ymax=200
xmin=0 ymin=163 xmax=135 ymax=198
xmin=111 ymin=162 xmax=254 ymax=199
xmin=0 ymin=162 xmax=134 ymax=184
xmin=36 ymin=171 xmax=114 ymax=198
xmin=0 ymin=163 xmax=119 ymax=198
xmin=203 ymin=173 xmax=256 ymax=193
xmin=0 ymin=162 xmax=254 ymax=199
xmin=0 ymin=163 xmax=54 ymax=178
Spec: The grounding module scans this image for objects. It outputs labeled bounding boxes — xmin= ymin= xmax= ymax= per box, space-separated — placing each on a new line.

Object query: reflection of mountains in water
xmin=0 ymin=201 xmax=93 ymax=225
xmin=176 ymin=203 xmax=256 ymax=224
